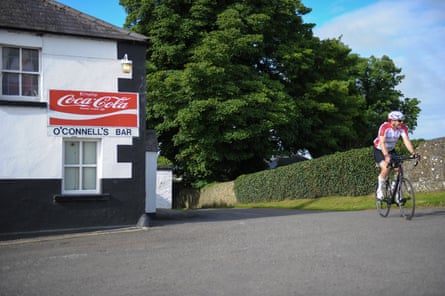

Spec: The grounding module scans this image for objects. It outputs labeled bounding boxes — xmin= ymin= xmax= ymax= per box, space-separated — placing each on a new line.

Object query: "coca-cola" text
xmin=56 ymin=94 xmax=130 ymax=110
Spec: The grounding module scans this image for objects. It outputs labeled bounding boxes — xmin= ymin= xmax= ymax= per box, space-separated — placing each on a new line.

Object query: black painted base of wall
xmin=0 ymin=178 xmax=145 ymax=234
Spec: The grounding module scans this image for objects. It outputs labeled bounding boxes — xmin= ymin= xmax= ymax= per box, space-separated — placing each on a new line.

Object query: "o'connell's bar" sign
xmin=48 ymin=89 xmax=139 ymax=137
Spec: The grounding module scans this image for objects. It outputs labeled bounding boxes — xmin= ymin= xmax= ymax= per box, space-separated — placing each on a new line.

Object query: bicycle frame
xmin=388 ymin=157 xmax=405 ymax=204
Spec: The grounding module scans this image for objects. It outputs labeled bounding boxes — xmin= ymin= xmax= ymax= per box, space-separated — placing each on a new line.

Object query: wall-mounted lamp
xmin=121 ymin=54 xmax=133 ymax=74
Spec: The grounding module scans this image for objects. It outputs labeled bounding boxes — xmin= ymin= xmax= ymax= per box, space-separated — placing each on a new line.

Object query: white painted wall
xmin=0 ymin=106 xmax=61 ymax=178
xmin=0 ymin=30 xmax=134 ymax=179
xmin=156 ymin=170 xmax=173 ymax=209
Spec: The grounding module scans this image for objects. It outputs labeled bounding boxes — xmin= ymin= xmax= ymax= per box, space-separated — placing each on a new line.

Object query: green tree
xmin=278 ymin=37 xmax=366 ymax=157
xmin=354 ymin=55 xmax=421 ymax=145
xmin=120 ymin=0 xmax=421 ymax=184
xmin=122 ymin=0 xmax=313 ymax=184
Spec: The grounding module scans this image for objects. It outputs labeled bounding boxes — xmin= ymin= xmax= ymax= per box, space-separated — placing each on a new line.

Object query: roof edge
xmin=49 ymin=0 xmax=147 ymax=42
xmin=0 ymin=25 xmax=148 ymax=44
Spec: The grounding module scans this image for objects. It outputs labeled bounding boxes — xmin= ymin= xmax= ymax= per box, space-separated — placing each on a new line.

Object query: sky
xmin=57 ymin=0 xmax=445 ymax=140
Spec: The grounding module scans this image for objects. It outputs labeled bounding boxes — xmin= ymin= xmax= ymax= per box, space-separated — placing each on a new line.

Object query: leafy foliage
xmin=234 ymin=147 xmax=377 ymax=203
xmin=157 ymin=155 xmax=173 ymax=169
xmin=353 ymin=55 xmax=421 ymax=145
xmin=120 ymin=0 xmax=421 ymax=185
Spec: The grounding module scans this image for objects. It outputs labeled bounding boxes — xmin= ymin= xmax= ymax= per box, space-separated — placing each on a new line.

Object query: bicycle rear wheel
xmin=376 ymin=182 xmax=391 ymax=217
xmin=398 ymin=178 xmax=415 ymax=219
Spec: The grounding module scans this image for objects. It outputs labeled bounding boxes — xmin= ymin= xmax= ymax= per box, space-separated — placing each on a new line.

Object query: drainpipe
xmin=137 ymin=130 xmax=158 ymax=228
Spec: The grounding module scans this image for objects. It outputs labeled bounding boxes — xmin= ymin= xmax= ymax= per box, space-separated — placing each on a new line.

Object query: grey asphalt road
xmin=1 ymin=208 xmax=444 ymax=296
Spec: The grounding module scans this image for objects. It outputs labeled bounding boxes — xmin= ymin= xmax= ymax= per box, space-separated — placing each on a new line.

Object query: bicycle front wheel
xmin=398 ymin=178 xmax=415 ymax=219
xmin=376 ymin=183 xmax=391 ymax=217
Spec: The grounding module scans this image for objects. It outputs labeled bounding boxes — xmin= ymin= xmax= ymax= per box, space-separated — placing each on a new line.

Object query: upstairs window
xmin=1 ymin=47 xmax=40 ymax=99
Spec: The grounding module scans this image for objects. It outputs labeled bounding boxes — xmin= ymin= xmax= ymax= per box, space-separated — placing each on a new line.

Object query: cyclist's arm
xmin=401 ymin=133 xmax=415 ymax=155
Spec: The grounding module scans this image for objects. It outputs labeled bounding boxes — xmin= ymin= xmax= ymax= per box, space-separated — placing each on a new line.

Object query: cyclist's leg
xmin=388 ymin=150 xmax=400 ymax=202
xmin=374 ymin=148 xmax=390 ymax=199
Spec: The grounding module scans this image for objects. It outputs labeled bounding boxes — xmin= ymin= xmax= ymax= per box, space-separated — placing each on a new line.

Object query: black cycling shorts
xmin=373 ymin=147 xmax=395 ymax=164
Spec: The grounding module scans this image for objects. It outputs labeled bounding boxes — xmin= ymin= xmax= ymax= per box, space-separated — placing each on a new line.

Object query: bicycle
xmin=376 ymin=154 xmax=420 ymax=220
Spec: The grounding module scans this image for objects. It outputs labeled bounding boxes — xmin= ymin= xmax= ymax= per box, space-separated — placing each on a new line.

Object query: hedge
xmin=234 ymin=146 xmax=378 ymax=203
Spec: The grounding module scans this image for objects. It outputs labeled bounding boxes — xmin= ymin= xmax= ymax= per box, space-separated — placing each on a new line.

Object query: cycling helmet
xmin=388 ymin=111 xmax=405 ymax=121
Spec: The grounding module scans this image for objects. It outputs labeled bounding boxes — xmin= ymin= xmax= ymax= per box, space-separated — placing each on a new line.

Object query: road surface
xmin=1 ymin=208 xmax=444 ymax=296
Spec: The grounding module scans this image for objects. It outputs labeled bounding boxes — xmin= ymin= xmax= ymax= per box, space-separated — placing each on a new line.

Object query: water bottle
xmin=391 ymin=180 xmax=398 ymax=202
xmin=391 ymin=180 xmax=397 ymax=195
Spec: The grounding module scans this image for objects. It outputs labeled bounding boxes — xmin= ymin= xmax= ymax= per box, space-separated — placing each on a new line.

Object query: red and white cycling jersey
xmin=373 ymin=122 xmax=409 ymax=151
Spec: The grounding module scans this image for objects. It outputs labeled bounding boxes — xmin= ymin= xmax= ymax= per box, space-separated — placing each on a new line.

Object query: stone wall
xmin=199 ymin=181 xmax=237 ymax=208
xmin=404 ymin=137 xmax=445 ymax=192
xmin=173 ymin=181 xmax=236 ymax=209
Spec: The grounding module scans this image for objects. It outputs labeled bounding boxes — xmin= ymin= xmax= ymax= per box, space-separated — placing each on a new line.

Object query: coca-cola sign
xmin=56 ymin=94 xmax=131 ymax=110
xmin=48 ymin=89 xmax=139 ymax=137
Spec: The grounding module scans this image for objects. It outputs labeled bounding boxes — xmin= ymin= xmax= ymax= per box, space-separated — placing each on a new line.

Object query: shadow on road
xmin=414 ymin=209 xmax=445 ymax=218
xmin=3 ymin=207 xmax=443 ymax=242
xmin=150 ymin=206 xmax=445 ymax=226
xmin=149 ymin=208 xmax=322 ymax=227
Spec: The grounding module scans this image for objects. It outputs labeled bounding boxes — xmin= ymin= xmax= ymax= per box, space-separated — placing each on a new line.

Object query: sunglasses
xmin=394 ymin=119 xmax=403 ymax=122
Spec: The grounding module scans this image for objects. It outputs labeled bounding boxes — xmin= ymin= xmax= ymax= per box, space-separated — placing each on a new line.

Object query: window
xmin=63 ymin=140 xmax=100 ymax=194
xmin=1 ymin=47 xmax=40 ymax=99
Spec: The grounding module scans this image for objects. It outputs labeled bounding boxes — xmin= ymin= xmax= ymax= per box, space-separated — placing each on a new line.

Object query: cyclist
xmin=373 ymin=111 xmax=417 ymax=200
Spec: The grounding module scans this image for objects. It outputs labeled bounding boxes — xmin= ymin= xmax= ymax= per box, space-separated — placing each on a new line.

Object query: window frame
xmin=1 ymin=46 xmax=41 ymax=101
xmin=62 ymin=139 xmax=101 ymax=195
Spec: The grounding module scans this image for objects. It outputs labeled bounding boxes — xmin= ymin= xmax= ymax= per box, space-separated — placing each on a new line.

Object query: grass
xmin=235 ymin=191 xmax=445 ymax=211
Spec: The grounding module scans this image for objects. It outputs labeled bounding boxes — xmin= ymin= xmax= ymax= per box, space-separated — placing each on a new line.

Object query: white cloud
xmin=313 ymin=0 xmax=445 ymax=140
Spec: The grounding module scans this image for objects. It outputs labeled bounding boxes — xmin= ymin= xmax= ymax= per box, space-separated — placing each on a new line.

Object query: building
xmin=0 ymin=0 xmax=153 ymax=234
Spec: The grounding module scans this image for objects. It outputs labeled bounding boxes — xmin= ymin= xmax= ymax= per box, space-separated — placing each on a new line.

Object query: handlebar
xmin=388 ymin=154 xmax=420 ymax=168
